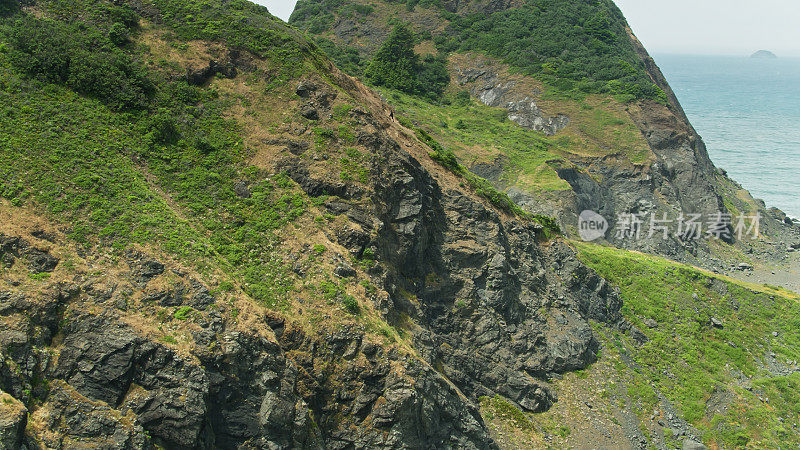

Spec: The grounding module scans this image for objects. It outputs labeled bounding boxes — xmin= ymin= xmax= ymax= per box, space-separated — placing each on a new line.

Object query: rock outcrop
xmin=0 ymin=391 xmax=26 ymax=450
xmin=455 ymin=66 xmax=569 ymax=136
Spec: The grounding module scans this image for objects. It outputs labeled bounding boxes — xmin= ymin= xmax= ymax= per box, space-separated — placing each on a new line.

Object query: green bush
xmin=6 ymin=16 xmax=153 ymax=110
xmin=173 ymin=306 xmax=194 ymax=321
xmin=342 ymin=294 xmax=360 ymax=315
xmin=108 ymin=22 xmax=130 ymax=46
xmin=314 ymin=38 xmax=364 ymax=76
xmin=0 ymin=0 xmax=18 ymax=17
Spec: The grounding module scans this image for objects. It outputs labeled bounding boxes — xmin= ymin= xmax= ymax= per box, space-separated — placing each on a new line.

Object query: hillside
xmin=0 ymin=0 xmax=798 ymax=449
xmin=290 ymin=0 xmax=800 ymax=270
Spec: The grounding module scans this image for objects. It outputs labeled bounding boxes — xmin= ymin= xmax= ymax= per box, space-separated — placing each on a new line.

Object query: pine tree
xmin=364 ymin=23 xmax=420 ymax=94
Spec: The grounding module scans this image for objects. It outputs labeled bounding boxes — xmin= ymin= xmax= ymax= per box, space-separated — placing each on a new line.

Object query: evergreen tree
xmin=365 ymin=23 xmax=420 ymax=94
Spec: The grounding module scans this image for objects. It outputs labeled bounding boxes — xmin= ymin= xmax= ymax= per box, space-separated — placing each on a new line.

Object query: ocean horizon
xmin=655 ymin=53 xmax=800 ymax=219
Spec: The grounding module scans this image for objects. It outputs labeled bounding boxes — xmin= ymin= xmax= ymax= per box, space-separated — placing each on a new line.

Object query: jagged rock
xmin=710 ymin=317 xmax=724 ymax=329
xmin=125 ymin=250 xmax=165 ymax=287
xmin=300 ymin=105 xmax=319 ymax=120
xmin=296 ymin=81 xmax=317 ymax=97
xmin=144 ymin=288 xmax=183 ymax=306
xmin=0 ymin=391 xmax=26 ymax=450
xmin=506 ymin=99 xmax=570 ymax=135
xmin=53 ymin=315 xmax=210 ymax=447
xmin=189 ymin=280 xmax=216 ymax=310
xmin=232 ymin=180 xmax=251 ymax=198
xmin=28 ymin=380 xmax=150 ymax=449
xmin=0 ymin=236 xmax=22 ymax=268
xmin=187 ymin=59 xmax=237 ymax=86
xmin=278 ymin=157 xmax=364 ymax=199
xmin=455 ymin=65 xmax=569 ymax=136
xmin=27 ymin=248 xmax=59 ymax=273
xmin=333 ymin=263 xmax=357 ymax=278
xmin=335 ymin=224 xmax=370 ymax=256
xmin=0 ymin=235 xmax=58 ymax=272
xmin=370 ymin=135 xmax=621 ymax=414
xmin=644 ymin=318 xmax=659 ymax=328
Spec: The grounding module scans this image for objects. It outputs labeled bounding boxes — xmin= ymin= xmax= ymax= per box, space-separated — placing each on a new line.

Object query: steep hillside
xmin=0 ymin=0 xmax=799 ymax=449
xmin=0 ymin=0 xmax=614 ymax=447
xmin=290 ymin=0 xmax=800 ymax=269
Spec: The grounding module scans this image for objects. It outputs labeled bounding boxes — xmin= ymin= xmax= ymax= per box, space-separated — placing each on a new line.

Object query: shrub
xmin=173 ymin=306 xmax=194 ymax=320
xmin=108 ymin=22 xmax=130 ymax=46
xmin=342 ymin=294 xmax=360 ymax=315
xmin=7 ymin=16 xmax=153 ymax=109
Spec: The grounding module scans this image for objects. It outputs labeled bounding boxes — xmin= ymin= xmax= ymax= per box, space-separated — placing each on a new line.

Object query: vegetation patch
xmin=364 ymin=23 xmax=449 ymax=101
xmin=0 ymin=4 xmax=314 ymax=308
xmin=480 ymin=395 xmax=534 ymax=430
xmin=575 ymin=241 xmax=800 ymax=447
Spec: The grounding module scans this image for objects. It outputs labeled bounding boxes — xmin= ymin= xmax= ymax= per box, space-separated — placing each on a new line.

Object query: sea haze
xmin=655 ymin=54 xmax=800 ymax=218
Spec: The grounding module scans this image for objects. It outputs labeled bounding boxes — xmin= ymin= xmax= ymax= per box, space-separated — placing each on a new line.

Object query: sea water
xmin=655 ymin=54 xmax=800 ymax=218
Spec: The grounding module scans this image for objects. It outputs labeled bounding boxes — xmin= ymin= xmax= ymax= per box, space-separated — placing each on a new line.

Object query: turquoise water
xmin=655 ymin=54 xmax=800 ymax=218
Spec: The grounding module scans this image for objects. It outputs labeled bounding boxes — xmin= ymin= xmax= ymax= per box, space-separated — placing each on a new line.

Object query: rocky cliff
xmin=1 ymin=0 xmax=799 ymax=448
xmin=0 ymin=0 xmax=633 ymax=447
xmin=291 ymin=0 xmax=800 ymax=269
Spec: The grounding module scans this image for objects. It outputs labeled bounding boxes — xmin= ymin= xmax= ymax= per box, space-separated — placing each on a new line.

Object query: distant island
xmin=751 ymin=50 xmax=778 ymax=59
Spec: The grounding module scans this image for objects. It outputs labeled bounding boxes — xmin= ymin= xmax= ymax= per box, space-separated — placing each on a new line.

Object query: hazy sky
xmin=257 ymin=0 xmax=295 ymax=22
xmin=258 ymin=0 xmax=800 ymax=57
xmin=614 ymin=0 xmax=800 ymax=57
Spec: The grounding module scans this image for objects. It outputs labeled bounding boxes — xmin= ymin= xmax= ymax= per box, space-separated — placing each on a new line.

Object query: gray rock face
xmin=0 ymin=234 xmax=59 ymax=273
xmin=682 ymin=438 xmax=708 ymax=450
xmin=0 ymin=277 xmax=497 ymax=448
xmin=506 ymin=99 xmax=570 ymax=134
xmin=31 ymin=381 xmax=150 ymax=450
xmin=369 ymin=131 xmax=622 ymax=412
xmin=53 ymin=315 xmax=211 ymax=447
xmin=0 ymin=392 xmax=26 ymax=450
xmin=455 ymin=67 xmax=570 ymax=136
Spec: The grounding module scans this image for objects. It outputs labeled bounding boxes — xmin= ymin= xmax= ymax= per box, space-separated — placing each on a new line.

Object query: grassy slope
xmin=3 ymin=2 xmax=798 ymax=448
xmin=0 ymin=0 xmax=470 ymax=355
xmin=479 ymin=242 xmax=800 ymax=448
xmin=0 ymin=0 xmax=380 ymax=319
xmin=384 ymin=81 xmax=650 ymax=194
xmin=575 ymin=242 xmax=800 ymax=445
xmin=291 ymin=0 xmax=665 ymax=100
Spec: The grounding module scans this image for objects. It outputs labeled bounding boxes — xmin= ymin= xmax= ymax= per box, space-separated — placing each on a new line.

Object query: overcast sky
xmin=257 ymin=0 xmax=295 ymax=22
xmin=614 ymin=0 xmax=800 ymax=56
xmin=258 ymin=0 xmax=800 ymax=57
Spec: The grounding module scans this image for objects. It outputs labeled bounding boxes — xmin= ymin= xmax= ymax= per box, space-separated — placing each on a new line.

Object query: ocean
xmin=655 ymin=54 xmax=800 ymax=218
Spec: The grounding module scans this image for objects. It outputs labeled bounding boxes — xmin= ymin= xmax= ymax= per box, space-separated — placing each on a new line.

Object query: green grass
xmin=480 ymin=395 xmax=534 ymax=430
xmin=0 ymin=4 xmax=317 ymax=307
xmin=385 ymin=88 xmax=569 ymax=193
xmin=574 ymin=241 xmax=800 ymax=447
xmin=410 ymin=122 xmax=560 ymax=237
